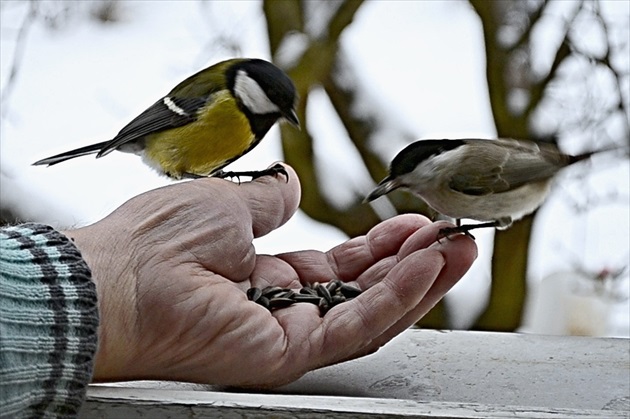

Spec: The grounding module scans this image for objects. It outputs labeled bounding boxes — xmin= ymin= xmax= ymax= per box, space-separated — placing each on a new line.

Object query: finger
xmin=311 ymin=231 xmax=476 ymax=367
xmin=236 ymin=163 xmax=301 ymax=238
xmin=397 ymin=220 xmax=456 ymax=259
xmin=310 ymin=247 xmax=447 ymax=366
xmin=337 ymin=221 xmax=474 ymax=299
xmin=368 ymin=234 xmax=477 ymax=348
xmin=277 ymin=214 xmax=430 ymax=284
xmin=423 ymin=235 xmax=478 ymax=306
xmin=152 ymin=164 xmax=297 ymax=281
xmin=247 ymin=254 xmax=302 ymax=290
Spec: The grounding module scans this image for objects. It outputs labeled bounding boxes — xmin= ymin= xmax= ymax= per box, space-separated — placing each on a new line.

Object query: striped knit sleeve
xmin=0 ymin=223 xmax=99 ymax=419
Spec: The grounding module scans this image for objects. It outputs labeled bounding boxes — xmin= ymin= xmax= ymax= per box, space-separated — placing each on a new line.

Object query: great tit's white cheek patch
xmin=234 ymin=70 xmax=280 ymax=115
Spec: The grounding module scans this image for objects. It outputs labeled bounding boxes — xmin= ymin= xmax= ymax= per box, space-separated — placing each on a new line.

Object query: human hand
xmin=64 ymin=164 xmax=477 ymax=388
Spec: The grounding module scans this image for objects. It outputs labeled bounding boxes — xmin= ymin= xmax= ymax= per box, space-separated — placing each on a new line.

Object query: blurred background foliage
xmin=1 ymin=0 xmax=628 ymax=331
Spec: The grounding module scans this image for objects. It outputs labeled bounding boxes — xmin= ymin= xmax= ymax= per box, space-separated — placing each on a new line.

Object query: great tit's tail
xmin=32 ymin=141 xmax=109 ymax=166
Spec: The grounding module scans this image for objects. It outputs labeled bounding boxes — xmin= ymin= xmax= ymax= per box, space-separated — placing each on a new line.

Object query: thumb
xmin=236 ymin=163 xmax=301 ymax=238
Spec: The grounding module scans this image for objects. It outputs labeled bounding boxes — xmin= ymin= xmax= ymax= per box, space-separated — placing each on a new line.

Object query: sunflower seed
xmin=317 ymin=284 xmax=332 ymax=303
xmin=247 ymin=278 xmax=363 ymax=315
xmin=269 ymin=297 xmax=295 ymax=309
xmin=258 ymin=296 xmax=270 ymax=309
xmin=331 ymin=295 xmax=346 ymax=305
xmin=318 ymin=298 xmax=330 ymax=313
xmin=326 ymin=279 xmax=341 ymax=294
xmin=293 ymin=294 xmax=323 ymax=304
xmin=261 ymin=286 xmax=285 ymax=298
xmin=278 ymin=290 xmax=296 ymax=300
xmin=247 ymin=287 xmax=262 ymax=302
xmin=340 ymin=284 xmax=362 ymax=298
xmin=299 ymin=287 xmax=318 ymax=296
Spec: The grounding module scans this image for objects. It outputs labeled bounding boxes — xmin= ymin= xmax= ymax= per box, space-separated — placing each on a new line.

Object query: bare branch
xmin=525 ymin=1 xmax=585 ymax=119
xmin=525 ymin=37 xmax=572 ymax=119
xmin=509 ymin=0 xmax=551 ymax=51
xmin=327 ymin=0 xmax=363 ymax=41
xmin=1 ymin=2 xmax=37 ymax=120
xmin=263 ymin=0 xmax=303 ymax=53
xmin=585 ymin=2 xmax=630 ymax=144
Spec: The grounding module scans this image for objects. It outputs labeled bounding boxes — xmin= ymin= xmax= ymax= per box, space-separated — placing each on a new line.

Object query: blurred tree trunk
xmin=468 ymin=0 xmax=535 ymax=331
xmin=469 ymin=0 xmax=583 ymax=331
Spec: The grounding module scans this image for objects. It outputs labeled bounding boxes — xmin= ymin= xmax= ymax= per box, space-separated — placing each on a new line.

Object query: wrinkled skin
xmin=64 ymin=164 xmax=477 ymax=388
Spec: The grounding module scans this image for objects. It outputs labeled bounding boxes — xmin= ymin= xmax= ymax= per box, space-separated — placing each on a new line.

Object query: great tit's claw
xmin=251 ymin=163 xmax=289 ymax=182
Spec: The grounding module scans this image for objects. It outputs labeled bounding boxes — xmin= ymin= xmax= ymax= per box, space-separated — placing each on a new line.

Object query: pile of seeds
xmin=247 ymin=279 xmax=362 ymax=316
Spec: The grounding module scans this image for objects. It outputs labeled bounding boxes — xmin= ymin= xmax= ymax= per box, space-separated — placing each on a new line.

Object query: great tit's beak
xmin=364 ymin=176 xmax=401 ymax=203
xmin=283 ymin=109 xmax=300 ymax=129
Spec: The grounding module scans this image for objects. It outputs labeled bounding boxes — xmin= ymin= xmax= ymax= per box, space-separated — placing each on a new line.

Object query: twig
xmin=1 ymin=1 xmax=37 ymax=120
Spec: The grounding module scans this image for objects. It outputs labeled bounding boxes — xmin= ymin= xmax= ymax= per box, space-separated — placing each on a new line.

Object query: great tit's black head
xmin=365 ymin=139 xmax=466 ymax=202
xmin=227 ymin=59 xmax=299 ymax=135
xmin=389 ymin=139 xmax=466 ymax=178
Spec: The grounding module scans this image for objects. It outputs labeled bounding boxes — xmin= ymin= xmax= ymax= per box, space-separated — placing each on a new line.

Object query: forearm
xmin=0 ymin=223 xmax=99 ymax=418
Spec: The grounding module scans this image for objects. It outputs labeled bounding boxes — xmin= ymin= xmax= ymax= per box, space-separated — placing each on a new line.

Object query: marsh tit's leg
xmin=438 ymin=220 xmax=506 ymax=242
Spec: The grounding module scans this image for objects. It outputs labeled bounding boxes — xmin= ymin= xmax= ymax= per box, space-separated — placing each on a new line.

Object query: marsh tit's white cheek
xmin=234 ymin=70 xmax=280 ymax=115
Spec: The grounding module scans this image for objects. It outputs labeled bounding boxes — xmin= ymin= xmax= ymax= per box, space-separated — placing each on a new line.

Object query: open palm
xmin=67 ymin=164 xmax=476 ymax=387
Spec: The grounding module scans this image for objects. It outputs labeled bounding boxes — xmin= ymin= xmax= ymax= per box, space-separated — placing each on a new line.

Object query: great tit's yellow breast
xmin=143 ymin=91 xmax=256 ymax=178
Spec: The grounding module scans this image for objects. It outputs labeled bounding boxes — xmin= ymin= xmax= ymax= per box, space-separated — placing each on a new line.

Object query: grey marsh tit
xmin=365 ymin=138 xmax=620 ymax=239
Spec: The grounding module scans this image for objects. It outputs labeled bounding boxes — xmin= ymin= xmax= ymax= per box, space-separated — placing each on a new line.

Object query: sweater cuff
xmin=0 ymin=223 xmax=99 ymax=418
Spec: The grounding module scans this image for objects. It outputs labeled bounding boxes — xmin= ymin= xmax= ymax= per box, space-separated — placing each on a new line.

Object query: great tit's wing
xmin=449 ymin=139 xmax=568 ymax=196
xmin=97 ymin=60 xmax=246 ymax=157
xmin=96 ymin=96 xmax=210 ymax=157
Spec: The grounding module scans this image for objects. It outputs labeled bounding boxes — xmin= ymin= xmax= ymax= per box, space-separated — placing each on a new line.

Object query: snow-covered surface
xmin=1 ymin=1 xmax=628 ymax=335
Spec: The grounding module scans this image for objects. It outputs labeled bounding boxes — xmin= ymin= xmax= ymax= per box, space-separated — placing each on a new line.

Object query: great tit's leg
xmin=212 ymin=163 xmax=289 ymax=182
xmin=180 ymin=172 xmax=205 ymax=180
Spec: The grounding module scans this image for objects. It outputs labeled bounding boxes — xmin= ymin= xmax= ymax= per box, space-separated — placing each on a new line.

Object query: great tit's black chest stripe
xmin=97 ymin=95 xmax=209 ymax=157
xmin=212 ymin=115 xmax=275 ymax=171
xmin=243 ymin=111 xmax=282 ymax=140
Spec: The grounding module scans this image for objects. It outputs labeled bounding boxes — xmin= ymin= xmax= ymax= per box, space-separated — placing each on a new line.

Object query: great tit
xmin=33 ymin=58 xmax=299 ymax=180
xmin=365 ymin=138 xmax=618 ymax=238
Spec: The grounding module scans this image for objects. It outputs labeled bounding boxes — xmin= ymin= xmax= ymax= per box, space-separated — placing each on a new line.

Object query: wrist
xmin=61 ymin=225 xmax=140 ymax=381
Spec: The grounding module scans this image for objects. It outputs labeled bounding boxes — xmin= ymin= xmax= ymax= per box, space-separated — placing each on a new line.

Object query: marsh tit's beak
xmin=364 ymin=177 xmax=402 ymax=203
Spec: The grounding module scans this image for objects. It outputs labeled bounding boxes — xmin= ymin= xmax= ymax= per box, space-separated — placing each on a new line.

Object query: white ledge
xmin=81 ymin=329 xmax=630 ymax=418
